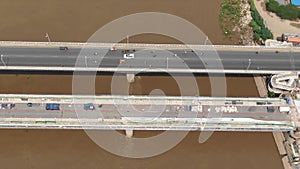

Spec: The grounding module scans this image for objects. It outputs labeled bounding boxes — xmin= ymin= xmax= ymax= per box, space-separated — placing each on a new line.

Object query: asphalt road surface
xmin=0 ymin=47 xmax=298 ymax=71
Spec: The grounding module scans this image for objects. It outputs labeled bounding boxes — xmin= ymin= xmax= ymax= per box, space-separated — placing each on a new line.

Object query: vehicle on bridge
xmin=1 ymin=103 xmax=15 ymax=109
xmin=59 ymin=47 xmax=68 ymax=51
xmin=123 ymin=53 xmax=134 ymax=59
xmin=84 ymin=103 xmax=95 ymax=110
xmin=1 ymin=104 xmax=8 ymax=109
xmin=45 ymin=103 xmax=60 ymax=110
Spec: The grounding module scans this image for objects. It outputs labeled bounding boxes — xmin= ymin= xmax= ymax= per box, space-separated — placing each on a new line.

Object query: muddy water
xmin=0 ymin=0 xmax=232 ymax=45
xmin=0 ymin=0 xmax=282 ymax=168
xmin=0 ymin=130 xmax=282 ymax=169
xmin=0 ymin=74 xmax=258 ymax=97
xmin=0 ymin=74 xmax=282 ymax=169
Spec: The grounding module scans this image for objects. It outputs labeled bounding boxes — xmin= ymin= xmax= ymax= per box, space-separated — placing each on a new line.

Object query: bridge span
xmin=0 ymin=41 xmax=299 ymax=74
xmin=0 ymin=94 xmax=294 ymax=131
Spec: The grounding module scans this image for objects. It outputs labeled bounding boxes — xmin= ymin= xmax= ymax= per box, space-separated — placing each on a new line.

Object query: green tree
xmin=253 ymin=33 xmax=261 ymax=41
xmin=266 ymin=0 xmax=300 ymax=20
xmin=266 ymin=0 xmax=280 ymax=12
xmin=268 ymin=91 xmax=277 ymax=98
xmin=278 ymin=5 xmax=299 ymax=20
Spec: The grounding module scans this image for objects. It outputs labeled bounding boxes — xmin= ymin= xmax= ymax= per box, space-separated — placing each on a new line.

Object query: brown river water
xmin=0 ymin=74 xmax=283 ymax=169
xmin=0 ymin=0 xmax=283 ymax=168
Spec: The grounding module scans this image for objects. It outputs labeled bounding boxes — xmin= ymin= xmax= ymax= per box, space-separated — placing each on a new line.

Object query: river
xmin=0 ymin=0 xmax=283 ymax=168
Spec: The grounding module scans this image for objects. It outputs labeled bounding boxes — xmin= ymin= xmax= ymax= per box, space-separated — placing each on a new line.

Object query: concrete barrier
xmin=1 ymin=41 xmax=300 ymax=51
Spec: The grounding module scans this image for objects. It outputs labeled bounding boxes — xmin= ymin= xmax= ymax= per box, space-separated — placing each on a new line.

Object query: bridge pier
xmin=125 ymin=129 xmax=134 ymax=138
xmin=126 ymin=74 xmax=135 ymax=83
xmin=254 ymin=75 xmax=268 ymax=97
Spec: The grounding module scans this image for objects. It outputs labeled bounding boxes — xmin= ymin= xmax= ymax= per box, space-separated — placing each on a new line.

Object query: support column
xmin=125 ymin=130 xmax=134 ymax=138
xmin=254 ymin=75 xmax=268 ymax=97
xmin=126 ymin=74 xmax=135 ymax=83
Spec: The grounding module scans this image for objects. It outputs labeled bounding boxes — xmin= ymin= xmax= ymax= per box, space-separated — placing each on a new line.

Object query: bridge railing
xmin=0 ymin=41 xmax=300 ymax=50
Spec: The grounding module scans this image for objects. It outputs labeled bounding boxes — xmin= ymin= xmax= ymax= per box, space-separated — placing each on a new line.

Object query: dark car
xmin=10 ymin=104 xmax=15 ymax=109
xmin=84 ymin=103 xmax=95 ymax=110
xmin=1 ymin=104 xmax=8 ymax=109
xmin=256 ymin=102 xmax=266 ymax=105
xmin=46 ymin=103 xmax=60 ymax=110
xmin=267 ymin=106 xmax=275 ymax=113
xmin=59 ymin=47 xmax=68 ymax=51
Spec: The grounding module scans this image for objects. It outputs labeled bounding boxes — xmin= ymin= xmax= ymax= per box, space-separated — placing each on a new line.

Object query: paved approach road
xmin=0 ymin=47 xmax=299 ymax=72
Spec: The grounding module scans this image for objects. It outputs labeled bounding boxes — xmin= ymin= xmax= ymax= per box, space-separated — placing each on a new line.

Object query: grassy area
xmin=268 ymin=91 xmax=279 ymax=97
xmin=219 ymin=0 xmax=273 ymax=44
xmin=266 ymin=0 xmax=300 ymax=21
xmin=248 ymin=0 xmax=273 ymax=43
xmin=219 ymin=0 xmax=242 ymax=35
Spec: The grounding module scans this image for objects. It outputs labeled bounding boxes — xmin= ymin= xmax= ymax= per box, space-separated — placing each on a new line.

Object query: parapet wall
xmin=1 ymin=41 xmax=300 ymax=52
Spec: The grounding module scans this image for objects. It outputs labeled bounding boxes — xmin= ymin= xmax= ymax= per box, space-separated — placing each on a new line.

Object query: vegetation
xmin=266 ymin=0 xmax=300 ymax=21
xmin=219 ymin=0 xmax=272 ymax=43
xmin=268 ymin=91 xmax=278 ymax=97
xmin=219 ymin=0 xmax=242 ymax=35
xmin=266 ymin=77 xmax=279 ymax=98
xmin=248 ymin=0 xmax=273 ymax=42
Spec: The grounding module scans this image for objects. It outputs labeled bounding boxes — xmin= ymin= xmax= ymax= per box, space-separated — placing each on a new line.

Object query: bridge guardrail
xmin=0 ymin=41 xmax=300 ymax=50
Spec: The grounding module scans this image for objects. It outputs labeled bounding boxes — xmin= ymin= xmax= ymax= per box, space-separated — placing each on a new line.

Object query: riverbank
xmin=220 ymin=0 xmax=255 ymax=45
xmin=254 ymin=75 xmax=268 ymax=97
xmin=254 ymin=74 xmax=289 ymax=169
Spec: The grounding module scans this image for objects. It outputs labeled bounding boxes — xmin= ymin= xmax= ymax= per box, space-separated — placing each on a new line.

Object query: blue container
xmin=286 ymin=98 xmax=291 ymax=104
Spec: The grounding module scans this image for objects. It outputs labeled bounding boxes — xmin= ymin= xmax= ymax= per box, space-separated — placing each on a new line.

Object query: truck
xmin=123 ymin=53 xmax=134 ymax=59
xmin=279 ymin=106 xmax=290 ymax=113
xmin=267 ymin=106 xmax=275 ymax=113
xmin=185 ymin=105 xmax=192 ymax=111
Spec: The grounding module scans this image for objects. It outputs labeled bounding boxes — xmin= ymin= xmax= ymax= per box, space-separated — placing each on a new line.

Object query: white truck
xmin=279 ymin=106 xmax=290 ymax=113
xmin=123 ymin=53 xmax=134 ymax=59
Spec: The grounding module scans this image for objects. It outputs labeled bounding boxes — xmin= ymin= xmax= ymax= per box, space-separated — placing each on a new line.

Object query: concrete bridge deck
xmin=0 ymin=94 xmax=294 ymax=131
xmin=0 ymin=41 xmax=299 ymax=74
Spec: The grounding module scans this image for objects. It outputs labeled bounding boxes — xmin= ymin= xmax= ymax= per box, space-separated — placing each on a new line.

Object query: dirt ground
xmin=254 ymin=0 xmax=300 ymax=39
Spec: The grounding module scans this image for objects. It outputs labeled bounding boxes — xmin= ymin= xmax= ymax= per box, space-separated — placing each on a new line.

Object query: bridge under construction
xmin=0 ymin=94 xmax=294 ymax=132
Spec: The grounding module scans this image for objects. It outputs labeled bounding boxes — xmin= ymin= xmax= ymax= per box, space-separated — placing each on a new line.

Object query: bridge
xmin=1 ymin=41 xmax=300 ymax=167
xmin=0 ymin=94 xmax=294 ymax=132
xmin=0 ymin=41 xmax=299 ymax=74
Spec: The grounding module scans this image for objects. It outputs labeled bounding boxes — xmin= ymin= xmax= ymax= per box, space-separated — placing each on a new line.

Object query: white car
xmin=123 ymin=53 xmax=134 ymax=59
